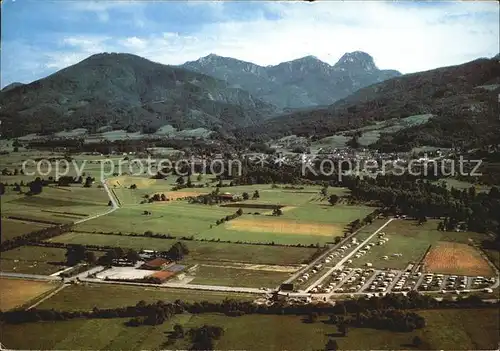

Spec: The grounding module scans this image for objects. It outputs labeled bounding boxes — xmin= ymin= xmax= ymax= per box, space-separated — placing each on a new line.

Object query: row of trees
xmin=56 ymin=176 xmax=94 ymax=187
xmin=318 ymin=309 xmax=425 ymax=333
xmin=345 ymin=210 xmax=379 ymax=235
xmin=348 ymin=174 xmax=500 ymax=240
xmin=2 ymin=292 xmax=495 ymax=324
xmin=0 ymin=223 xmax=73 ymax=252
xmin=215 ymin=209 xmax=243 ymax=226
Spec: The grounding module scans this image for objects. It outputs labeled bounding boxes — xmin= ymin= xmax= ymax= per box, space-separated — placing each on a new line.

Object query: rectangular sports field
xmin=46 ymin=232 xmax=316 ymax=266
xmin=1 ymin=308 xmax=497 ymax=350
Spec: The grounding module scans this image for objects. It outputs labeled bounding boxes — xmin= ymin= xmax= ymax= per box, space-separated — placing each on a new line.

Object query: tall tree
xmin=325 ymin=339 xmax=339 ymax=351
xmin=328 ymin=194 xmax=339 ymax=206
xmin=65 ymin=244 xmax=87 ymax=265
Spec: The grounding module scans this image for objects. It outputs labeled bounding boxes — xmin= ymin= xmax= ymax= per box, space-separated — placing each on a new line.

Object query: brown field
xmin=227 ymin=218 xmax=340 ymax=236
xmin=423 ymin=242 xmax=495 ymax=276
xmin=0 ymin=278 xmax=58 ymax=311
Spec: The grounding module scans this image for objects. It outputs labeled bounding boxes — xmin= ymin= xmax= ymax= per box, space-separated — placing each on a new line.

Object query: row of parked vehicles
xmin=367 ymin=270 xmax=399 ymax=292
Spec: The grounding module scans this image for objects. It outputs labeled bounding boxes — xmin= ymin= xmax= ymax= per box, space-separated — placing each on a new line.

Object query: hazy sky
xmin=1 ymin=0 xmax=499 ymax=87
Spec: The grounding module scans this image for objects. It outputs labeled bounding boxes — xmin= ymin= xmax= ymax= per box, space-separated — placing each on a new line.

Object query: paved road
xmin=386 ymin=270 xmax=404 ymax=292
xmin=331 ymin=271 xmax=356 ymax=292
xmin=283 ymin=217 xmax=388 ymax=284
xmin=305 ymin=218 xmax=395 ymax=292
xmin=414 ymin=274 xmax=426 ymax=291
xmin=73 ymin=180 xmax=119 ymax=224
xmin=359 ymin=270 xmax=380 ymax=293
xmin=77 ymin=277 xmax=266 ymax=294
xmin=0 ymin=272 xmax=61 ymax=281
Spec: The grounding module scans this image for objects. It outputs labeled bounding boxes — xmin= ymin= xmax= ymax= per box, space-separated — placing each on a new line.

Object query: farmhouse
xmin=139 ymin=250 xmax=157 ymax=259
xmin=141 ymin=258 xmax=171 ymax=270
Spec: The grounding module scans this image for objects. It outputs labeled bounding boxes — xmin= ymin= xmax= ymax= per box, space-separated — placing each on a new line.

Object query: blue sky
xmin=1 ymin=0 xmax=499 ymax=88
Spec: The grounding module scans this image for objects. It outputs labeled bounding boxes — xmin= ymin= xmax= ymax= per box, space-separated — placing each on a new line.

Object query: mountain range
xmin=0 ymin=51 xmax=401 ymax=138
xmin=181 ymin=51 xmax=401 ymax=108
xmin=238 ymin=57 xmax=500 ymax=150
xmin=1 ymin=51 xmax=498 ymax=151
xmin=0 ymin=53 xmax=277 ymax=137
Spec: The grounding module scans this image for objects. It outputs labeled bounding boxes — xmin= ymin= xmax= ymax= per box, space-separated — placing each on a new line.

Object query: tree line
xmin=1 ymin=291 xmax=495 ymax=324
xmin=0 ymin=224 xmax=73 ymax=252
xmin=346 ymin=174 xmax=500 ymax=243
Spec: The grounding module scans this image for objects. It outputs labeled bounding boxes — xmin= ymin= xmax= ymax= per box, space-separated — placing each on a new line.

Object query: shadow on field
xmin=325 ymin=332 xmax=345 ymax=338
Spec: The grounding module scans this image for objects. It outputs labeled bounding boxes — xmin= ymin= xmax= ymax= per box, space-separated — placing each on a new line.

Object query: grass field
xmin=61 ymin=179 xmax=375 ymax=245
xmin=352 ymin=219 xmax=493 ymax=271
xmin=71 ymin=180 xmax=373 ymax=246
xmin=47 ymin=232 xmax=316 ymax=266
xmin=109 ymin=181 xmax=328 ymax=207
xmin=1 ymin=185 xmax=110 ymax=224
xmin=1 ymin=308 xmax=497 ymax=350
xmin=312 ymin=114 xmax=433 ymax=149
xmin=36 ymin=284 xmax=256 ymax=311
xmin=74 ymin=202 xmax=237 ymax=235
xmin=0 ymin=278 xmax=60 ymax=311
xmin=190 ymin=265 xmax=289 ymax=288
xmin=1 ymin=218 xmax=50 ymax=242
xmin=0 ymin=246 xmax=103 ymax=275
xmin=483 ymin=248 xmax=500 ymax=269
xmin=0 ymin=149 xmax=127 ymax=179
xmin=0 ymin=246 xmax=70 ymax=275
xmin=196 ymin=204 xmax=375 ymax=245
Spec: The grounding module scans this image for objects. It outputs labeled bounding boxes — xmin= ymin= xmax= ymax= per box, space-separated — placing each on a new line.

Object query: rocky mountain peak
xmin=333 ymin=51 xmax=378 ymax=72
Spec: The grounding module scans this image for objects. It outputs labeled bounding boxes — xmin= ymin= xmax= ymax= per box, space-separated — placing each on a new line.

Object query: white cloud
xmin=4 ymin=1 xmax=499 ymax=86
xmin=56 ymin=1 xmax=498 ymax=73
xmin=68 ymin=1 xmax=145 ymax=24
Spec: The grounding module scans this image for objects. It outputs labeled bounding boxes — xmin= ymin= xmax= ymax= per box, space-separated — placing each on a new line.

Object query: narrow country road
xmin=0 ymin=272 xmax=61 ymax=281
xmin=77 ymin=276 xmax=267 ymax=294
xmin=304 ymin=218 xmax=395 ymax=292
xmin=26 ymin=284 xmax=68 ymax=310
xmin=283 ymin=217 xmax=391 ymax=284
xmin=74 ymin=179 xmax=119 ymax=224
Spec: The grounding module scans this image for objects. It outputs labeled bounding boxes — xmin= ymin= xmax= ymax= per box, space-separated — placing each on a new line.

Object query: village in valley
xmin=1 ymin=135 xmax=499 ymax=349
xmin=1 ymin=1 xmax=499 ymax=349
